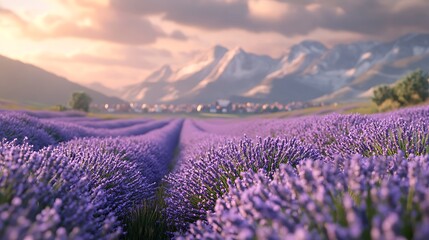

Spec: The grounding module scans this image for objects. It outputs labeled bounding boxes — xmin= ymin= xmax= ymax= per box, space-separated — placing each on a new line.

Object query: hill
xmin=0 ymin=55 xmax=124 ymax=106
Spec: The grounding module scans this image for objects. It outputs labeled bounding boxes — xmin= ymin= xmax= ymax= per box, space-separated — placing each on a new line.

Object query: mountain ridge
xmin=87 ymin=32 xmax=429 ymax=104
xmin=0 ymin=55 xmax=125 ymax=106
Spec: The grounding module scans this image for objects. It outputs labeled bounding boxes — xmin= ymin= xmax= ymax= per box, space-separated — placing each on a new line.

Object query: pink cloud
xmin=0 ymin=3 xmax=187 ymax=45
xmin=111 ymin=0 xmax=429 ymax=39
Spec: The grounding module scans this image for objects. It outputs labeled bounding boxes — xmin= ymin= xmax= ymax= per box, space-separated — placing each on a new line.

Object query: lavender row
xmin=5 ymin=110 xmax=86 ymax=119
xmin=0 ymin=120 xmax=183 ymax=239
xmin=166 ymin=133 xmax=321 ymax=232
xmin=236 ymin=106 xmax=429 ymax=158
xmin=0 ymin=111 xmax=168 ymax=149
xmin=49 ymin=117 xmax=153 ymax=129
xmin=0 ymin=140 xmax=123 ymax=239
xmin=189 ymin=119 xmax=254 ymax=136
xmin=175 ymin=119 xmax=232 ymax=169
xmin=183 ymin=153 xmax=429 ymax=239
xmin=167 ymin=106 xmax=429 ymax=234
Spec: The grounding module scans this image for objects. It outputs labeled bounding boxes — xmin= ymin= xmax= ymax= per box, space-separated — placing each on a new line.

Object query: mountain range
xmin=1 ymin=33 xmax=429 ymax=106
xmin=94 ymin=33 xmax=429 ymax=104
xmin=0 ymin=55 xmax=124 ymax=106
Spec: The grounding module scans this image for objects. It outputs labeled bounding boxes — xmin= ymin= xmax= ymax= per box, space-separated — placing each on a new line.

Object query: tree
xmin=69 ymin=92 xmax=92 ymax=112
xmin=372 ymin=85 xmax=396 ymax=106
xmin=372 ymin=69 xmax=429 ymax=109
xmin=379 ymin=98 xmax=401 ymax=112
xmin=395 ymin=69 xmax=429 ymax=106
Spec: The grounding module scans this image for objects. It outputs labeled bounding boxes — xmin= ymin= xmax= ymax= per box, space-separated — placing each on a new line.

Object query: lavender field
xmin=2 ymin=106 xmax=429 ymax=240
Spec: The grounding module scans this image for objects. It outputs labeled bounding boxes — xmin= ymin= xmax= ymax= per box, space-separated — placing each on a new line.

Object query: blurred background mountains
xmin=1 ymin=33 xmax=429 ymax=106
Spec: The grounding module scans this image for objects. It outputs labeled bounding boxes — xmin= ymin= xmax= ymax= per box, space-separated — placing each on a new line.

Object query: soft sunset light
xmin=1 ymin=0 xmax=428 ymax=89
xmin=3 ymin=2 xmax=429 ymax=239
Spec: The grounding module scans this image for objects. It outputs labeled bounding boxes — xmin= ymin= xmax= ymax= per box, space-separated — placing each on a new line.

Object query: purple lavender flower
xmin=166 ymin=133 xmax=321 ymax=231
xmin=182 ymin=153 xmax=429 ymax=239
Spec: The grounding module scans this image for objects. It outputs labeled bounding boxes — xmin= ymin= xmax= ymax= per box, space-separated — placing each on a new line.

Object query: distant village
xmin=90 ymin=100 xmax=326 ymax=114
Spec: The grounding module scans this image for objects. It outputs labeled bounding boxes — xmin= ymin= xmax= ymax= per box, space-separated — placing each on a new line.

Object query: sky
xmin=0 ymin=0 xmax=429 ymax=88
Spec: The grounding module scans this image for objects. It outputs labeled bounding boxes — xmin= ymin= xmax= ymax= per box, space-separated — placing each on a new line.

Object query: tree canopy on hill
xmin=372 ymin=69 xmax=429 ymax=111
xmin=69 ymin=92 xmax=92 ymax=112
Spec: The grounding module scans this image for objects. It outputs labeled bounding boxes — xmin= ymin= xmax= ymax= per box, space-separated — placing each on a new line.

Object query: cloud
xmin=248 ymin=0 xmax=290 ymax=22
xmin=169 ymin=30 xmax=188 ymax=41
xmin=3 ymin=0 xmax=429 ymax=47
xmin=111 ymin=0 xmax=251 ymax=30
xmin=41 ymin=52 xmax=157 ymax=70
xmin=0 ymin=7 xmax=27 ymax=28
xmin=0 ymin=2 xmax=181 ymax=45
xmin=110 ymin=0 xmax=429 ymax=38
xmin=37 ymin=47 xmax=172 ymax=69
xmin=52 ymin=0 xmax=109 ymax=10
xmin=31 ymin=12 xmax=164 ymax=45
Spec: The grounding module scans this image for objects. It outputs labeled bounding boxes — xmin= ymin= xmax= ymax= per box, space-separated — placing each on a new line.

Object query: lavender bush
xmin=166 ymin=135 xmax=321 ymax=231
xmin=4 ymin=105 xmax=429 ymax=239
xmin=183 ymin=153 xmax=429 ymax=239
xmin=0 ymin=111 xmax=168 ymax=149
xmin=62 ymin=118 xmax=153 ymax=129
xmin=0 ymin=115 xmax=182 ymax=239
xmin=0 ymin=140 xmax=121 ymax=239
xmin=238 ymin=107 xmax=429 ymax=158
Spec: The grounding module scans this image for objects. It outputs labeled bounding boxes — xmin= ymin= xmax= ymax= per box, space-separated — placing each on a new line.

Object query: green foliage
xmin=125 ymin=186 xmax=169 ymax=240
xmin=379 ymin=98 xmax=401 ymax=112
xmin=395 ymin=69 xmax=429 ymax=106
xmin=372 ymin=69 xmax=429 ymax=110
xmin=50 ymin=105 xmax=68 ymax=112
xmin=372 ymin=85 xmax=396 ymax=105
xmin=57 ymin=105 xmax=68 ymax=111
xmin=69 ymin=92 xmax=92 ymax=112
xmin=121 ymin=141 xmax=181 ymax=239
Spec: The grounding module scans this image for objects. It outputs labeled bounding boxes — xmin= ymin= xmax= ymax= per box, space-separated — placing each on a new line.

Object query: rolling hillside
xmin=0 ymin=55 xmax=124 ymax=106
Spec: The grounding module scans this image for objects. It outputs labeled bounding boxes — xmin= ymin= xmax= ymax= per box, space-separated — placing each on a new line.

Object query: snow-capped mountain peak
xmin=171 ymin=45 xmax=229 ymax=82
xmin=190 ymin=47 xmax=277 ymax=93
xmin=213 ymin=47 xmax=278 ymax=81
xmin=212 ymin=45 xmax=229 ymax=58
xmin=115 ymin=33 xmax=429 ymax=104
xmin=145 ymin=65 xmax=172 ymax=83
xmin=395 ymin=33 xmax=429 ymax=46
xmin=287 ymin=40 xmax=327 ymax=61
